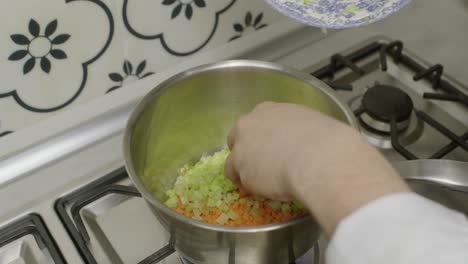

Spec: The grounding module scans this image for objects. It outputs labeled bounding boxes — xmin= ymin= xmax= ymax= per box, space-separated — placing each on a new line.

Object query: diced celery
xmin=252 ymin=201 xmax=260 ymax=210
xmin=192 ymin=209 xmax=202 ymax=220
xmin=193 ymin=215 xmax=203 ymax=220
xmin=227 ymin=211 xmax=239 ymax=220
xmin=252 ymin=208 xmax=259 ymax=218
xmin=191 ymin=202 xmax=202 ymax=209
xmin=165 ymin=197 xmax=177 ymax=208
xmin=216 ymin=213 xmax=229 ymax=225
xmin=163 ymin=148 xmax=305 ymax=225
xmin=207 ymin=199 xmax=216 ymax=207
xmin=166 ymin=189 xmax=176 ymax=197
xmin=281 ymin=203 xmax=291 ymax=214
xmin=292 ymin=201 xmax=304 ymax=211
xmin=231 ymin=193 xmax=240 ymax=200
xmin=220 ymin=203 xmax=229 ymax=213
xmin=267 ymin=201 xmax=282 ymax=210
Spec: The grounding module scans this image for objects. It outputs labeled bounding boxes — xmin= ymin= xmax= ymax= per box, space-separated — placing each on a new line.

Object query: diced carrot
xmin=173 ymin=189 xmax=307 ymax=226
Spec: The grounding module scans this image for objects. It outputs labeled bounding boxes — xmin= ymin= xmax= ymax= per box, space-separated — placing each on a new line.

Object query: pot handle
xmin=138 ymin=237 xmax=175 ymax=264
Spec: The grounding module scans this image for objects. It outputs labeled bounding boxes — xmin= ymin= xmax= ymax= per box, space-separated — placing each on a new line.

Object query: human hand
xmin=224 ymin=102 xmax=409 ymax=234
xmin=225 ymin=102 xmax=353 ymax=200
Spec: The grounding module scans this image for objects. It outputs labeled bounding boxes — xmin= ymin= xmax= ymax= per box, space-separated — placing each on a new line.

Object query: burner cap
xmin=362 ymin=85 xmax=413 ymax=123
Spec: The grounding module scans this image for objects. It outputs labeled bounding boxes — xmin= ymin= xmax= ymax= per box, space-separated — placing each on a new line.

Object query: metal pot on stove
xmin=123 ymin=60 xmax=357 ymax=264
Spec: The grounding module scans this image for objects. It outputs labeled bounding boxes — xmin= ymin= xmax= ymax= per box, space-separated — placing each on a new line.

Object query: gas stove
xmin=1 ymin=34 xmax=466 ymax=264
xmin=308 ymin=38 xmax=468 ymax=161
xmin=2 ymin=2 xmax=468 ymax=261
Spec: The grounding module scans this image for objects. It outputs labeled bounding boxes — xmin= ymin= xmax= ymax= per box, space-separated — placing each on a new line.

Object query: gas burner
xmin=312 ymin=39 xmax=468 ymax=159
xmin=351 ymin=84 xmax=422 ymax=149
xmin=349 ymin=91 xmax=423 ymax=150
xmin=359 ymin=85 xmax=414 ymax=133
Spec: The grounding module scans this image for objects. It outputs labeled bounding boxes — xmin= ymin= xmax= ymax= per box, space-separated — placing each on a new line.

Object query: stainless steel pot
xmin=123 ymin=60 xmax=357 ymax=264
xmin=395 ymin=160 xmax=468 ymax=215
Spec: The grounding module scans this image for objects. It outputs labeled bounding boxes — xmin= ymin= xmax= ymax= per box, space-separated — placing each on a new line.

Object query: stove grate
xmin=311 ymin=40 xmax=468 ymax=160
xmin=55 ymin=169 xmax=175 ymax=264
xmin=0 ymin=214 xmax=65 ymax=263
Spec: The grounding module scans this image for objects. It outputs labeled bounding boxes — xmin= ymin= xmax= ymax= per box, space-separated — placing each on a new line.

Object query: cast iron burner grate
xmin=0 ymin=214 xmax=65 ymax=263
xmin=55 ymin=168 xmax=174 ymax=264
xmin=311 ymin=40 xmax=468 ymax=160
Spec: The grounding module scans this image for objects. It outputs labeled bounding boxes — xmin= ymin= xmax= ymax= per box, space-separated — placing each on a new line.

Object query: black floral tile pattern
xmin=123 ymin=0 xmax=237 ymax=56
xmin=0 ymin=0 xmax=114 ymax=113
xmin=8 ymin=19 xmax=70 ymax=74
xmin=162 ymin=0 xmax=206 ymax=20
xmin=107 ymin=60 xmax=154 ymax=93
xmin=229 ymin=12 xmax=267 ymax=41
xmin=0 ymin=0 xmax=279 ymax=135
xmin=0 ymin=131 xmax=13 ymax=138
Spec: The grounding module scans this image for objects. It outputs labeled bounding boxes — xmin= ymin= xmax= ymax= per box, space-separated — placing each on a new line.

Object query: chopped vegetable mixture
xmin=164 ymin=149 xmax=307 ymax=226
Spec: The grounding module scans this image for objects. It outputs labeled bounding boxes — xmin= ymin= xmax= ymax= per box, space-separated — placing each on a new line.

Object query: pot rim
xmin=123 ymin=60 xmax=358 ymax=233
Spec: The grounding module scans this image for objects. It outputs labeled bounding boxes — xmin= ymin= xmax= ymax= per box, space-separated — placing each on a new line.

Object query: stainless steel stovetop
xmin=307 ymin=37 xmax=467 ymax=162
xmin=0 ymin=33 xmax=466 ymax=264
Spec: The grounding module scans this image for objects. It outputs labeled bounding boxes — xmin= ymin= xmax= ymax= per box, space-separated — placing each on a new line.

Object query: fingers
xmin=227 ymin=125 xmax=237 ymax=150
xmin=252 ymin=101 xmax=277 ymax=112
xmin=226 ymin=101 xmax=277 ymax=187
xmin=228 ymin=102 xmax=277 ymax=150
xmin=224 ymin=153 xmax=241 ymax=187
xmin=227 ymin=115 xmax=247 ymax=150
xmin=225 ymin=150 xmax=250 ymax=194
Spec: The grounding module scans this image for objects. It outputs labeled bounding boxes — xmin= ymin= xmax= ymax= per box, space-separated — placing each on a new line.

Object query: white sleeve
xmin=326 ymin=192 xmax=468 ymax=264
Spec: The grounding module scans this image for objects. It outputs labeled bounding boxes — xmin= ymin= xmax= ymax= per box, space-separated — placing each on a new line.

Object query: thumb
xmin=224 ymin=153 xmax=241 ymax=188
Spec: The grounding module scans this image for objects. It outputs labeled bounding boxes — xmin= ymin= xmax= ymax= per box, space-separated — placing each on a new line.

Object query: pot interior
xmin=129 ymin=64 xmax=351 ymax=202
